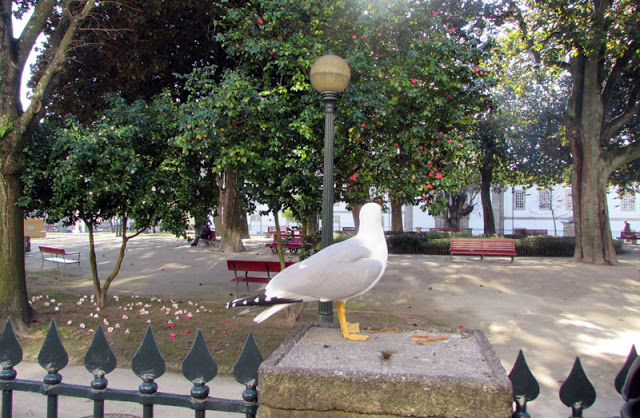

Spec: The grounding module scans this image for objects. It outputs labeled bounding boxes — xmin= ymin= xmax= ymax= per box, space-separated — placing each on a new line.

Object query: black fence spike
xmin=0 ymin=318 xmax=23 ymax=372
xmin=132 ymin=325 xmax=166 ymax=382
xmin=37 ymin=319 xmax=69 ymax=377
xmin=182 ymin=329 xmax=217 ymax=401
xmin=559 ymin=356 xmax=596 ymax=415
xmin=508 ymin=349 xmax=540 ymax=416
xmin=622 ymin=354 xmax=640 ymax=401
xmin=234 ymin=331 xmax=263 ymax=387
xmin=616 ymin=345 xmax=638 ymax=395
xmin=84 ymin=324 xmax=117 ymax=378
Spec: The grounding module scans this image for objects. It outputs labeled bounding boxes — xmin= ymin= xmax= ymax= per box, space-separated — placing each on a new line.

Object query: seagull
xmin=227 ymin=202 xmax=388 ymax=340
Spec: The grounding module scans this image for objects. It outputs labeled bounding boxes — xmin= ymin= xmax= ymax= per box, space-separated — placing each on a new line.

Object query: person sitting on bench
xmin=191 ymin=223 xmax=211 ymax=246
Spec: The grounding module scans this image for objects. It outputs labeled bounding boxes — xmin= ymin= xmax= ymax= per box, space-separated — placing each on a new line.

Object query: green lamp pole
xmin=309 ymin=55 xmax=351 ymax=324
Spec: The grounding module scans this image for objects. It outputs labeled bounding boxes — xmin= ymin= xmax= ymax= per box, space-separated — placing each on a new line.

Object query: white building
xmin=248 ymin=185 xmax=640 ymax=238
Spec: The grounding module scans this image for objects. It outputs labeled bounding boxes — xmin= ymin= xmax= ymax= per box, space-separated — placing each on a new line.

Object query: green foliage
xmin=21 ymin=94 xmax=193 ymax=235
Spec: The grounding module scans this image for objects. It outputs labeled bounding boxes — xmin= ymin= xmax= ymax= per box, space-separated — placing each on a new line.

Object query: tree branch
xmin=601 ymin=43 xmax=637 ymax=110
xmin=601 ymin=82 xmax=640 ymax=142
xmin=21 ymin=0 xmax=96 ymax=135
xmin=16 ymin=0 xmax=57 ymax=68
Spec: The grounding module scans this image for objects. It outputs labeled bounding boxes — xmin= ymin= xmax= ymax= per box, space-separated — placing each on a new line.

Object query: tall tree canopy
xmin=507 ymin=0 xmax=640 ymax=264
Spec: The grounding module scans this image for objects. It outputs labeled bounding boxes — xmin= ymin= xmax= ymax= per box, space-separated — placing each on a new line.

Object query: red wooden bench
xmin=227 ymin=260 xmax=296 ymax=296
xmin=39 ymin=246 xmax=81 ymax=275
xmin=200 ymin=230 xmax=220 ymax=248
xmin=619 ymin=231 xmax=640 ymax=243
xmin=517 ymin=229 xmax=548 ymax=236
xmin=266 ymin=226 xmax=289 ymax=237
xmin=265 ymin=230 xmax=310 ymax=254
xmin=430 ymin=227 xmax=460 ymax=232
xmin=450 ymin=238 xmax=517 ymax=263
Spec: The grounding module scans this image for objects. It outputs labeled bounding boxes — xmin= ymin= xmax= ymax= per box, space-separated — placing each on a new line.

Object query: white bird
xmin=227 ymin=202 xmax=388 ymax=340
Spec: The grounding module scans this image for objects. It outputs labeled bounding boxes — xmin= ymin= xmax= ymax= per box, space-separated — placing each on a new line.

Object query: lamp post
xmin=310 ymin=54 xmax=351 ymax=324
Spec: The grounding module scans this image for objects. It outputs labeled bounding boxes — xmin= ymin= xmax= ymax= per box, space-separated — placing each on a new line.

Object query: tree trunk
xmin=391 ymin=203 xmax=403 ymax=232
xmin=566 ymin=55 xmax=617 ymax=265
xmin=351 ymin=203 xmax=363 ymax=232
xmin=221 ymin=167 xmax=245 ymax=252
xmin=480 ymin=167 xmax=496 ymax=236
xmin=0 ymin=172 xmax=31 ymax=330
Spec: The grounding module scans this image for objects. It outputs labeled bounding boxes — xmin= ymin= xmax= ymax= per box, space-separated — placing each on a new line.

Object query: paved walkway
xmin=23 ymin=233 xmax=640 ymax=417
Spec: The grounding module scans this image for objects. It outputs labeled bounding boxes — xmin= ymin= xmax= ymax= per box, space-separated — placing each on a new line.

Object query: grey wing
xmin=265 ymin=240 xmax=384 ymax=301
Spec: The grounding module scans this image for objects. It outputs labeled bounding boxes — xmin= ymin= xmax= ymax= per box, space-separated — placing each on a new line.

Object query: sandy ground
xmin=24 ymin=232 xmax=640 ymax=417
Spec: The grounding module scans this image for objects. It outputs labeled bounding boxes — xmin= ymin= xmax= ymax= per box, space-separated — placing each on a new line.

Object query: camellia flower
xmin=125 ymin=329 xmax=130 ymax=334
xmin=67 ymin=320 xmax=73 ymax=326
xmin=169 ymin=333 xmax=177 ymax=339
xmin=79 ymin=323 xmax=86 ymax=329
xmin=436 ymin=173 xmax=443 ymax=179
xmin=107 ymin=327 xmax=114 ymax=333
xmin=184 ymin=330 xmax=190 ymax=334
xmin=257 ymin=18 xmax=263 ymax=24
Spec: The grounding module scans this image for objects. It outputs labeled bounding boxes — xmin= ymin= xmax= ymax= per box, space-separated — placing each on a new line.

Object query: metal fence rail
xmin=508 ymin=346 xmax=640 ymax=418
xmin=0 ymin=319 xmax=261 ymax=418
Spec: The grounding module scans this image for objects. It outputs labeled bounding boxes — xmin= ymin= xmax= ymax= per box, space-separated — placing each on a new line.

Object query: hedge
xmin=385 ymin=233 xmax=624 ymax=257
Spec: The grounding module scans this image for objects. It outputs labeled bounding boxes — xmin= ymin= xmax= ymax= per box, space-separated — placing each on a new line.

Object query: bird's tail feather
xmin=254 ymin=303 xmax=295 ymax=323
xmin=226 ymin=293 xmax=301 ymax=309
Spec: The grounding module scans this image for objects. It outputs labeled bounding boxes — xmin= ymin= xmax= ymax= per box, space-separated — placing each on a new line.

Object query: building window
xmin=514 ymin=190 xmax=525 ymax=210
xmin=565 ymin=189 xmax=573 ymax=210
xmin=622 ymin=194 xmax=636 ymax=211
xmin=539 ymin=190 xmax=551 ymax=209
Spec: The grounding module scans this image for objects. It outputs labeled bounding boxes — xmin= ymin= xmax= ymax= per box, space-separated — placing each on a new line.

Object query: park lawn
xmin=17 ymin=291 xmax=433 ymax=374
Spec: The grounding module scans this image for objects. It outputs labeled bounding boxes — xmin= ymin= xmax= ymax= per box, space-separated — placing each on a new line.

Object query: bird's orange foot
xmin=341 ymin=327 xmax=369 ymax=340
xmin=346 ymin=321 xmax=361 ymax=334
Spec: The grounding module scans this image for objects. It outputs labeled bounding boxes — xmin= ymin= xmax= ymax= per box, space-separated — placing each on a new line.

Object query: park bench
xmin=450 ymin=238 xmax=517 ymax=263
xmin=342 ymin=227 xmax=357 ymax=233
xmin=197 ymin=230 xmax=220 ymax=248
xmin=39 ymin=246 xmax=81 ymax=275
xmin=265 ymin=235 xmax=304 ymax=254
xmin=619 ymin=231 xmax=640 ymax=244
xmin=227 ymin=259 xmax=296 ymax=297
xmin=430 ymin=227 xmax=460 ymax=232
xmin=517 ymin=228 xmax=548 ymax=236
xmin=266 ymin=226 xmax=289 ymax=237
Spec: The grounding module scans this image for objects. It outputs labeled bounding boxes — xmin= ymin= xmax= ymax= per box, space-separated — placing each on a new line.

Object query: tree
xmin=30 ymin=0 xmax=235 ymax=123
xmin=1 ymin=0 xmax=96 ymax=329
xmin=335 ymin=0 xmax=497 ymax=227
xmin=21 ymin=95 xmax=192 ymax=308
xmin=508 ymin=0 xmax=640 ymax=264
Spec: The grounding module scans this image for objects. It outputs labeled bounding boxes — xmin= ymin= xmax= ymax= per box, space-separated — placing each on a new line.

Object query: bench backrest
xmin=620 ymin=231 xmax=638 ymax=238
xmin=450 ymin=238 xmax=515 ymax=251
xmin=226 ymin=260 xmax=295 ymax=273
xmin=39 ymin=246 xmax=66 ymax=255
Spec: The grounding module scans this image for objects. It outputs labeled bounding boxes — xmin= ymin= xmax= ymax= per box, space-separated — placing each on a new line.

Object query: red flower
xmin=458 ymin=324 xmax=464 ymax=328
xmin=427 ymin=184 xmax=433 ymax=189
xmin=436 ymin=173 xmax=443 ymax=179
xmin=426 ymin=163 xmax=432 ymax=167
xmin=419 ymin=146 xmax=424 ymax=151
xmin=473 ymin=67 xmax=479 ymax=73
xmin=395 ymin=143 xmax=399 ymax=147
xmin=422 ymin=37 xmax=426 ymax=42
xmin=350 ymin=174 xmax=357 ymax=181
xmin=169 ymin=333 xmax=177 ymax=339
xmin=361 ymin=35 xmax=366 ymax=40
xmin=257 ymin=18 xmax=263 ymax=24
xmin=421 ymin=196 xmax=426 ymax=200
xmin=361 ymin=123 xmax=366 ymax=128
xmin=433 ymin=12 xmax=438 ymax=16
xmin=184 ymin=330 xmax=190 ymax=334
xmin=352 ymin=34 xmax=357 ymax=39
xmin=429 ymin=172 xmax=434 ymax=177
xmin=412 ymin=78 xmax=417 ymax=84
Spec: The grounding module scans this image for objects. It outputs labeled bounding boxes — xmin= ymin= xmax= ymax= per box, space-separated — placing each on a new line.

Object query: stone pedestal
xmin=258 ymin=323 xmax=512 ymax=417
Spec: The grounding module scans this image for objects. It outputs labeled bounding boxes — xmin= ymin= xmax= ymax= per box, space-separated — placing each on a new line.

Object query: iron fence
xmin=0 ymin=319 xmax=260 ymax=418
xmin=2 ymin=317 xmax=640 ymax=417
xmin=509 ymin=346 xmax=640 ymax=417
